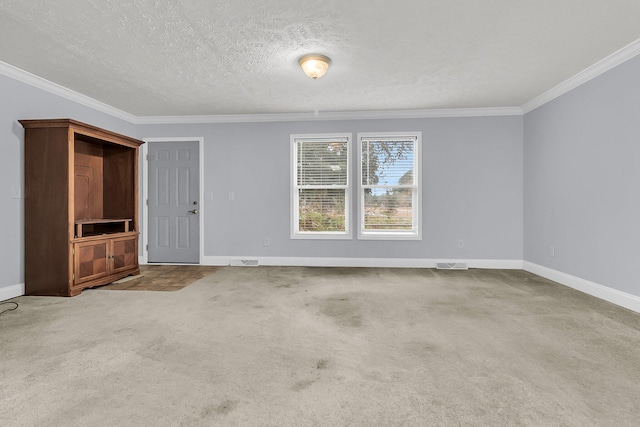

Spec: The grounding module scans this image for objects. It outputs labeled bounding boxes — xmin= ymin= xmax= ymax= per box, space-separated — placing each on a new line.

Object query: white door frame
xmin=141 ymin=137 xmax=205 ymax=265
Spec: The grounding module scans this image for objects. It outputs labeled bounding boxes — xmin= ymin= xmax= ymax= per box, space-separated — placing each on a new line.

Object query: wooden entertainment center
xmin=20 ymin=119 xmax=144 ymax=296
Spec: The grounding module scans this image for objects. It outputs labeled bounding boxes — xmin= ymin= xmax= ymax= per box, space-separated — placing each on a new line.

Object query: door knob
xmin=188 ymin=209 xmax=198 ymax=214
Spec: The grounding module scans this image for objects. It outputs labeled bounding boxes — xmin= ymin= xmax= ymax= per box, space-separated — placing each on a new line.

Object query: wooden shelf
xmin=75 ymin=218 xmax=132 ymax=238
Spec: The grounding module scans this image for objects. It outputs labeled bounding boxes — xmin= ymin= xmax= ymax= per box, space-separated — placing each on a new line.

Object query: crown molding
xmin=0 ymin=59 xmax=521 ymax=124
xmin=133 ymin=106 xmax=523 ymax=125
xmin=522 ymin=37 xmax=640 ymax=114
xmin=4 ymin=34 xmax=640 ymax=124
xmin=0 ymin=60 xmax=137 ymax=123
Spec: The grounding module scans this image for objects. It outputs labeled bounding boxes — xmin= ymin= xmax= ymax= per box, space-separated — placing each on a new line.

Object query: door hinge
xmin=146 ymin=244 xmax=149 ymax=251
xmin=72 ymin=248 xmax=75 ymax=255
xmin=72 ymin=273 xmax=75 ymax=280
xmin=146 ymin=199 xmax=148 ymax=206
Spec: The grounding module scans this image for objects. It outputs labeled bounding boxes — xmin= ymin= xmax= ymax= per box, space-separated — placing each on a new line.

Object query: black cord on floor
xmin=0 ymin=301 xmax=18 ymax=316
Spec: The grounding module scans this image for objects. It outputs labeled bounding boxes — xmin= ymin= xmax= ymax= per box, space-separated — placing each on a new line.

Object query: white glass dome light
xmin=299 ymin=54 xmax=332 ymax=79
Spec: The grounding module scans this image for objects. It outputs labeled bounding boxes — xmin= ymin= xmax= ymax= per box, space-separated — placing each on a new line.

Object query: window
xmin=358 ymin=132 xmax=421 ymax=239
xmin=291 ymin=134 xmax=351 ymax=239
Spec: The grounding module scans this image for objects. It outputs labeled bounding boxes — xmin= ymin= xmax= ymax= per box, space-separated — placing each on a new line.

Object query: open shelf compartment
xmin=75 ymin=218 xmax=132 ymax=238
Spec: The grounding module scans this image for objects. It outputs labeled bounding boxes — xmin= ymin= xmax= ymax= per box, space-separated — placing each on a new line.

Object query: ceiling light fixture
xmin=299 ymin=54 xmax=331 ymax=79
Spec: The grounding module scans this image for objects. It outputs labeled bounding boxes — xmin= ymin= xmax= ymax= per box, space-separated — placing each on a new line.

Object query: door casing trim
xmin=141 ymin=137 xmax=205 ymax=265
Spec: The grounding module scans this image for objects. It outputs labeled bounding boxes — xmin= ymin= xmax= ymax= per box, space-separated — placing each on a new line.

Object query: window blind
xmin=297 ymin=139 xmax=348 ymax=186
xmin=293 ymin=135 xmax=350 ymax=236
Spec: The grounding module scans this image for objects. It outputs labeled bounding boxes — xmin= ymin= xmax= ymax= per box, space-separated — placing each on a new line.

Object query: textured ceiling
xmin=1 ymin=0 xmax=640 ymax=117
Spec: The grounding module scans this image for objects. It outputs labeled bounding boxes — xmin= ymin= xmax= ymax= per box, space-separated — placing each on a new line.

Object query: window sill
xmin=358 ymin=232 xmax=421 ymax=241
xmin=291 ymin=232 xmax=352 ymax=240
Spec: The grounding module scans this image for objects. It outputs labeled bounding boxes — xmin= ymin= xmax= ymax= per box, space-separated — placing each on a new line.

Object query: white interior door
xmin=148 ymin=140 xmax=200 ymax=263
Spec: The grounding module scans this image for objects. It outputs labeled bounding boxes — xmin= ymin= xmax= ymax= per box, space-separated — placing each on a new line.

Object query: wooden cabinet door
xmin=111 ymin=236 xmax=138 ymax=274
xmin=74 ymin=240 xmax=109 ymax=284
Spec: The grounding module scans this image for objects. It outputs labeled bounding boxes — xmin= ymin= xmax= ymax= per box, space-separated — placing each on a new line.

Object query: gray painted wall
xmin=137 ymin=116 xmax=523 ymax=261
xmin=2 ymin=48 xmax=639 ymax=304
xmin=0 ymin=70 xmax=524 ymax=294
xmin=524 ymin=54 xmax=640 ymax=296
xmin=0 ymin=74 xmax=136 ymax=290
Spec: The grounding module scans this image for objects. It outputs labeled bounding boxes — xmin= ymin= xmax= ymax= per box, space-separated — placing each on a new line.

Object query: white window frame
xmin=291 ymin=133 xmax=352 ymax=239
xmin=357 ymin=132 xmax=422 ymax=240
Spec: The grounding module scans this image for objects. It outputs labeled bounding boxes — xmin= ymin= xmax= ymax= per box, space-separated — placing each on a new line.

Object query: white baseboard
xmin=524 ymin=262 xmax=640 ymax=314
xmin=0 ymin=283 xmax=25 ymax=301
xmin=5 ymin=260 xmax=637 ymax=314
xmin=202 ymin=257 xmax=639 ymax=313
xmin=202 ymin=256 xmax=522 ymax=269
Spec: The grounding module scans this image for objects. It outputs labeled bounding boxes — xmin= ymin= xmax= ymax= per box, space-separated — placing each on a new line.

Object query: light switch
xmin=205 ymin=192 xmax=214 ymax=201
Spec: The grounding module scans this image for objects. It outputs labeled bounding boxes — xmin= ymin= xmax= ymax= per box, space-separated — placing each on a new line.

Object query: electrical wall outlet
xmin=458 ymin=239 xmax=464 ymax=248
xmin=550 ymin=246 xmax=555 ymax=257
xmin=263 ymin=238 xmax=270 ymax=247
xmin=228 ymin=191 xmax=235 ymax=201
xmin=11 ymin=186 xmax=22 ymax=199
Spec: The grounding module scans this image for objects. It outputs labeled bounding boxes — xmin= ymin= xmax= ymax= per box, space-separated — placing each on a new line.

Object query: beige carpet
xmin=1 ymin=267 xmax=639 ymax=426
